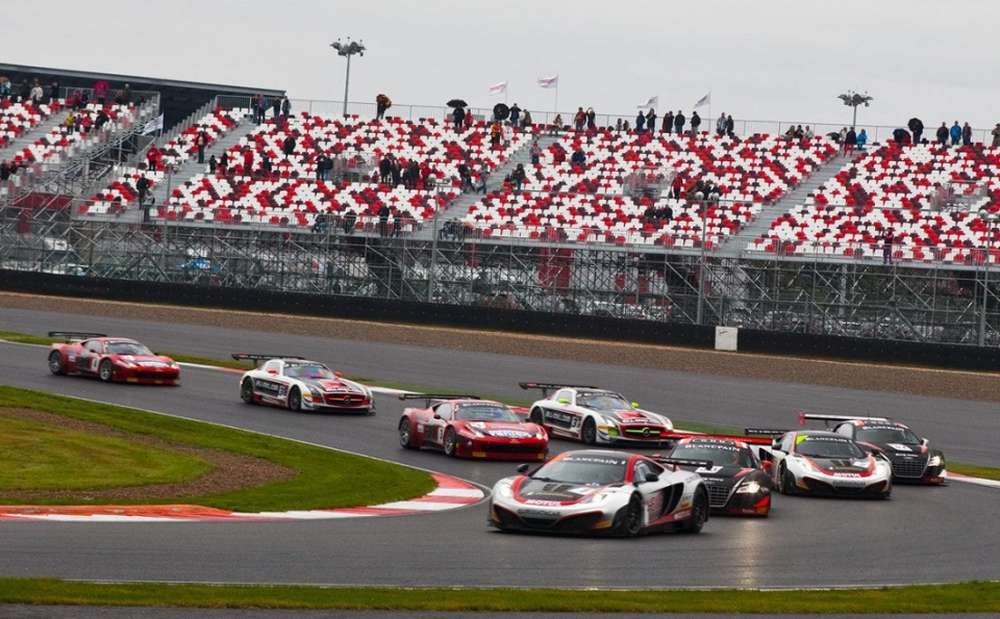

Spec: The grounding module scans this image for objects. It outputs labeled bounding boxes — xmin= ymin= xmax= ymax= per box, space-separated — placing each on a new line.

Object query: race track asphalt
xmin=0 ymin=309 xmax=997 ymax=588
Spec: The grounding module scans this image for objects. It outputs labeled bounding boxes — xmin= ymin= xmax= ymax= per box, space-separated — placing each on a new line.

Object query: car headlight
xmin=118 ymin=360 xmax=136 ymax=368
xmin=495 ymin=481 xmax=513 ymax=498
xmin=462 ymin=428 xmax=485 ymax=439
xmin=580 ymin=491 xmax=611 ymax=504
xmin=929 ymin=454 xmax=942 ymax=467
xmin=736 ymin=480 xmax=762 ymax=494
xmin=308 ymin=387 xmax=323 ymax=398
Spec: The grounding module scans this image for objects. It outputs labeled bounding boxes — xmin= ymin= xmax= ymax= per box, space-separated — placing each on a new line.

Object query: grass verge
xmin=0 ymin=387 xmax=434 ymax=511
xmin=948 ymin=462 xmax=1000 ymax=482
xmin=0 ymin=579 xmax=996 ymax=613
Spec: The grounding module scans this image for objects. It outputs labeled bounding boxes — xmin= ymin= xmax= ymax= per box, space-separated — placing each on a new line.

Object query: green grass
xmin=0 ymin=386 xmax=434 ymax=511
xmin=948 ymin=462 xmax=1000 ymax=481
xmin=0 ymin=330 xmax=57 ymax=346
xmin=0 ymin=579 xmax=995 ymax=613
xmin=0 ymin=415 xmax=210 ymax=493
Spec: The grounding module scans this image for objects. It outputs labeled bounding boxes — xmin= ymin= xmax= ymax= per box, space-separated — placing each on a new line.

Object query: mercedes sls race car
xmin=519 ymin=382 xmax=673 ymax=446
xmin=799 ymin=413 xmax=946 ymax=484
xmin=664 ymin=435 xmax=774 ymax=516
xmin=235 ymin=354 xmax=373 ymax=413
xmin=749 ymin=428 xmax=893 ymax=499
xmin=47 ymin=332 xmax=180 ymax=384
xmin=489 ymin=450 xmax=710 ymax=536
xmin=398 ymin=394 xmax=548 ymax=460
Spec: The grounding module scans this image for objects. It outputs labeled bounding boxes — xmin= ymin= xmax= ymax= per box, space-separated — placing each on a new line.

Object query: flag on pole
xmin=637 ymin=95 xmax=658 ymax=109
xmin=537 ymin=74 xmax=559 ymax=89
xmin=694 ymin=91 xmax=711 ymax=109
xmin=488 ymin=81 xmax=508 ymax=95
xmin=142 ymin=114 xmax=164 ymax=135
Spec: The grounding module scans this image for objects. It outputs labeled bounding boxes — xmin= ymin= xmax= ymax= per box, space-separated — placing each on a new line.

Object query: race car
xmin=489 ymin=449 xmax=710 ymax=536
xmin=799 ymin=413 xmax=946 ymax=484
xmin=47 ymin=332 xmax=180 ymax=384
xmin=748 ymin=428 xmax=893 ymax=499
xmin=235 ymin=354 xmax=374 ymax=413
xmin=398 ymin=394 xmax=548 ymax=460
xmin=519 ymin=382 xmax=673 ymax=446
xmin=663 ymin=434 xmax=774 ymax=516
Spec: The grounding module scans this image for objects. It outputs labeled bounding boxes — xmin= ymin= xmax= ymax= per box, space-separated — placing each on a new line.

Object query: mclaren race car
xmin=664 ymin=435 xmax=774 ymax=516
xmin=749 ymin=428 xmax=893 ymax=499
xmin=799 ymin=413 xmax=946 ymax=484
xmin=399 ymin=394 xmax=548 ymax=460
xmin=489 ymin=449 xmax=710 ymax=536
xmin=520 ymin=382 xmax=673 ymax=446
xmin=47 ymin=332 xmax=180 ymax=384
xmin=235 ymin=354 xmax=373 ymax=413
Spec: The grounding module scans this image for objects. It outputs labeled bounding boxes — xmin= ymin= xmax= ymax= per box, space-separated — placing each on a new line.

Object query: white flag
xmin=537 ymin=74 xmax=559 ymax=89
xmin=142 ymin=114 xmax=164 ymax=135
xmin=694 ymin=92 xmax=711 ymax=108
xmin=488 ymin=81 xmax=508 ymax=95
xmin=637 ymin=95 xmax=658 ymax=109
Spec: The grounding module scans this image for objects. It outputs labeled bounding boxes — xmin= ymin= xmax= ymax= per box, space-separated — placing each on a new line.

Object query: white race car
xmin=749 ymin=428 xmax=892 ymax=498
xmin=519 ymin=382 xmax=673 ymax=446
xmin=234 ymin=354 xmax=374 ymax=414
xmin=489 ymin=449 xmax=710 ymax=536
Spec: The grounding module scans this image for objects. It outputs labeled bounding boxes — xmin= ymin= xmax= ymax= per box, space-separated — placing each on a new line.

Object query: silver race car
xmin=489 ymin=449 xmax=710 ymax=536
xmin=234 ymin=354 xmax=374 ymax=414
xmin=519 ymin=382 xmax=673 ymax=446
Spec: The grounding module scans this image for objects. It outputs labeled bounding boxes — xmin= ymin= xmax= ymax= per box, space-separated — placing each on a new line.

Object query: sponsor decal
xmin=887 ymin=443 xmax=912 ymax=452
xmin=489 ymin=429 xmax=532 ymax=439
xmin=523 ymin=500 xmax=561 ymax=507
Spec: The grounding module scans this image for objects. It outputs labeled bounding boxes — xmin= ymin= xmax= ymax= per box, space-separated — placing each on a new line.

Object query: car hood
xmin=301 ymin=378 xmax=367 ymax=393
xmin=677 ymin=464 xmax=752 ymax=484
xmin=805 ymin=456 xmax=874 ymax=473
xmin=463 ymin=422 xmax=540 ymax=438
xmin=515 ymin=477 xmax=610 ymax=504
xmin=114 ymin=355 xmax=174 ymax=365
xmin=600 ymin=409 xmax=664 ymax=424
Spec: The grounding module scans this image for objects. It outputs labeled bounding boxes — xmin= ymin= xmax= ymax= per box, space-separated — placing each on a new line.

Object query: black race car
xmin=661 ymin=434 xmax=774 ymax=516
xmin=800 ymin=413 xmax=946 ymax=484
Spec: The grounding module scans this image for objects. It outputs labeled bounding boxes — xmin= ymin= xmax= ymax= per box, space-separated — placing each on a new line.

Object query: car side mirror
xmin=433 ymin=413 xmax=442 ymax=420
xmin=516 ymin=464 xmax=530 ymax=474
xmin=267 ymin=369 xmax=278 ymax=375
xmin=334 ymin=370 xmax=343 ymax=378
xmin=772 ymin=439 xmax=782 ymax=450
xmin=558 ymin=398 xmax=570 ymax=405
xmin=644 ymin=473 xmax=659 ymax=483
xmin=631 ymin=401 xmax=640 ymax=408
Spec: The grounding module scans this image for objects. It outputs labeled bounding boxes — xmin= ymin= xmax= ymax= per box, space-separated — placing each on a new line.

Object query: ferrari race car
xmin=664 ymin=435 xmax=774 ymax=516
xmin=236 ymin=354 xmax=373 ymax=413
xmin=398 ymin=394 xmax=548 ymax=460
xmin=749 ymin=428 xmax=893 ymax=499
xmin=489 ymin=449 xmax=710 ymax=536
xmin=520 ymin=382 xmax=673 ymax=446
xmin=47 ymin=332 xmax=180 ymax=384
xmin=800 ymin=413 xmax=946 ymax=484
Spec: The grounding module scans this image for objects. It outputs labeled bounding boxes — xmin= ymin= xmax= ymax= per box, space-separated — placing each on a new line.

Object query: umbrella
xmin=493 ymin=103 xmax=509 ymax=121
xmin=447 ymin=99 xmax=468 ymax=108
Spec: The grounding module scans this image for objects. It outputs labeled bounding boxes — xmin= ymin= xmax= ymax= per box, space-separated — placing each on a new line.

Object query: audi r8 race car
xmin=799 ymin=413 xmax=946 ymax=484
xmin=47 ymin=332 xmax=180 ymax=384
xmin=519 ymin=382 xmax=673 ymax=446
xmin=235 ymin=354 xmax=373 ymax=413
xmin=489 ymin=449 xmax=710 ymax=536
xmin=749 ymin=428 xmax=893 ymax=499
xmin=398 ymin=394 xmax=548 ymax=460
xmin=663 ymin=435 xmax=774 ymax=516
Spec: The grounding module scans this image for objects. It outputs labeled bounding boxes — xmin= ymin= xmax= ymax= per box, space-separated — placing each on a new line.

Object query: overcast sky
xmin=3 ymin=1 xmax=999 ymax=129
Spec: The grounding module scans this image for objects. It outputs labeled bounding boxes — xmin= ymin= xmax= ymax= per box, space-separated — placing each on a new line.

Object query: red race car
xmin=47 ymin=332 xmax=180 ymax=385
xmin=398 ymin=394 xmax=548 ymax=461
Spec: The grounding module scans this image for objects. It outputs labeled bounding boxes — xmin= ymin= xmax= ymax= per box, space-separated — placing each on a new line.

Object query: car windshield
xmin=454 ymin=404 xmax=521 ymax=423
xmin=284 ymin=364 xmax=336 ymax=380
xmin=531 ymin=454 xmax=627 ymax=485
xmin=796 ymin=436 xmax=864 ymax=458
xmin=106 ymin=342 xmax=153 ymax=356
xmin=857 ymin=427 xmax=921 ymax=445
xmin=671 ymin=444 xmax=753 ymax=468
xmin=576 ymin=392 xmax=631 ymax=411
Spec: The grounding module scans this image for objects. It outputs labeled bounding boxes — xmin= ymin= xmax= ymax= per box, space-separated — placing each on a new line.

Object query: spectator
xmin=208 ymin=155 xmax=218 ymax=174
xmin=271 ymin=97 xmax=281 ymax=121
xmin=0 ymin=77 xmax=10 ymax=100
xmin=254 ymin=94 xmax=265 ymax=123
xmin=795 ymin=125 xmax=805 ymax=139
xmin=242 ymin=148 xmax=254 ymax=176
xmin=587 ymin=107 xmax=597 ymax=130
xmin=93 ymin=79 xmax=109 ymax=104
xmin=0 ymin=161 xmax=10 ymax=181
xmin=390 ymin=156 xmax=401 ymax=186
xmin=908 ymin=117 xmax=924 ymax=144
xmin=464 ymin=108 xmax=474 ymax=130
xmin=379 ymin=155 xmax=392 ymax=184
xmin=635 ymin=111 xmax=646 ymax=133
xmin=551 ymin=113 xmax=563 ymax=134
xmin=475 ymin=165 xmax=489 ymax=194
xmin=343 ymin=211 xmax=357 ymax=235
xmin=726 ymin=114 xmax=735 ymax=137
xmin=375 ymin=93 xmax=391 ymax=120
xmin=195 ymin=130 xmax=209 ymax=164
xmin=405 ymin=160 xmax=420 ymax=189
xmin=146 ymin=144 xmax=160 ymax=171
xmin=490 ymin=121 xmax=503 ymax=147
xmin=936 ymin=122 xmax=949 ymax=145
xmin=120 ymin=83 xmax=131 ymax=104
xmin=18 ymin=80 xmax=30 ymax=103
xmin=529 ymin=140 xmax=541 ymax=165
xmin=219 ymin=151 xmax=229 ymax=173
xmin=670 ymin=175 xmax=684 ymax=199
xmin=315 ymin=153 xmax=328 ymax=181
xmin=29 ymin=80 xmax=44 ymax=103
xmin=94 ymin=109 xmax=110 ymax=131
xmin=690 ymin=111 xmax=701 ymax=135
xmin=281 ymin=96 xmax=291 ymax=119
xmin=838 ymin=126 xmax=848 ymax=150
xmin=882 ymin=229 xmax=894 ymax=265
xmin=663 ymin=110 xmax=674 ymax=134
xmin=511 ymin=163 xmax=526 ymax=191
xmin=892 ymin=127 xmax=909 ymax=144
xmin=856 ymin=128 xmax=868 ymax=150
xmin=992 ymin=123 xmax=1000 ymax=148
xmin=574 ymin=107 xmax=586 ymax=131
xmin=673 ymin=110 xmax=685 ymax=134
xmin=452 ymin=105 xmax=466 ymax=131
xmin=784 ymin=125 xmax=797 ymax=140
xmin=378 ymin=203 xmax=391 ymax=237
xmin=570 ymin=148 xmax=586 ymax=168
xmin=282 ymin=135 xmax=296 ymax=156
xmin=47 ymin=81 xmax=59 ymax=104
xmin=844 ymin=127 xmax=857 ymax=154
xmin=622 ymin=120 xmax=630 ymax=131
xmin=804 ymin=125 xmax=814 ymax=138
xmin=509 ymin=103 xmax=521 ymax=126
xmin=458 ymin=160 xmax=473 ymax=191
xmin=646 ymin=108 xmax=656 ymax=133
xmin=136 ymin=175 xmax=150 ymax=207
xmin=64 ymin=112 xmax=76 ymax=133
xmin=313 ymin=213 xmax=328 ymax=235
xmin=520 ymin=109 xmax=532 ymax=129
xmin=616 ymin=118 xmax=623 ymax=132
xmin=716 ymin=112 xmax=727 ymax=136
xmin=962 ymin=122 xmax=972 ymax=146
xmin=949 ymin=121 xmax=961 ymax=145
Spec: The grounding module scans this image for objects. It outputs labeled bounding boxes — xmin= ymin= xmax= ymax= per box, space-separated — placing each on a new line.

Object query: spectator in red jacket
xmin=196 ymin=131 xmax=209 ymax=164
xmin=146 ymin=145 xmax=160 ymax=171
xmin=242 ymin=148 xmax=254 ymax=176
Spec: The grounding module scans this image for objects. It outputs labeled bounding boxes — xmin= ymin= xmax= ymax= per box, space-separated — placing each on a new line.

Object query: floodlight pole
xmin=332 ymin=38 xmax=366 ymax=117
xmin=342 ymin=53 xmax=351 ymax=117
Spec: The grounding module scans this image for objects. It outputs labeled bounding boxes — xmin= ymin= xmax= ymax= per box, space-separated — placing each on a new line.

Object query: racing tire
xmin=48 ymin=351 xmax=65 ymax=375
xmin=240 ymin=379 xmax=256 ymax=404
xmin=679 ymin=487 xmax=709 ymax=534
xmin=98 ymin=359 xmax=114 ymax=382
xmin=529 ymin=407 xmax=544 ymax=426
xmin=443 ymin=427 xmax=458 ymax=457
xmin=612 ymin=493 xmax=644 ymax=537
xmin=581 ymin=417 xmax=597 ymax=445
xmin=287 ymin=387 xmax=302 ymax=412
xmin=779 ymin=464 xmax=797 ymax=496
xmin=881 ymin=482 xmax=892 ymax=500
xmin=398 ymin=418 xmax=415 ymax=449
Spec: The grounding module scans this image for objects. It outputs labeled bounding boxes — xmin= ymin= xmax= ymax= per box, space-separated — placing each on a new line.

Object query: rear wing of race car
xmin=518 ymin=382 xmax=598 ymax=396
xmin=798 ymin=412 xmax=891 ymax=427
xmin=48 ymin=331 xmax=107 ymax=342
xmin=743 ymin=428 xmax=792 ymax=437
xmin=398 ymin=393 xmax=482 ymax=407
xmin=659 ymin=430 xmax=774 ymax=446
xmin=231 ymin=353 xmax=304 ymax=368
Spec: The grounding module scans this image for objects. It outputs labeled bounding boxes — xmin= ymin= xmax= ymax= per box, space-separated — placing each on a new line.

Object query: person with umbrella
xmin=376 ymin=94 xmax=391 ymax=120
xmin=908 ymin=117 xmax=924 ymax=144
xmin=509 ymin=103 xmax=521 ymax=127
xmin=448 ymin=99 xmax=468 ymax=131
